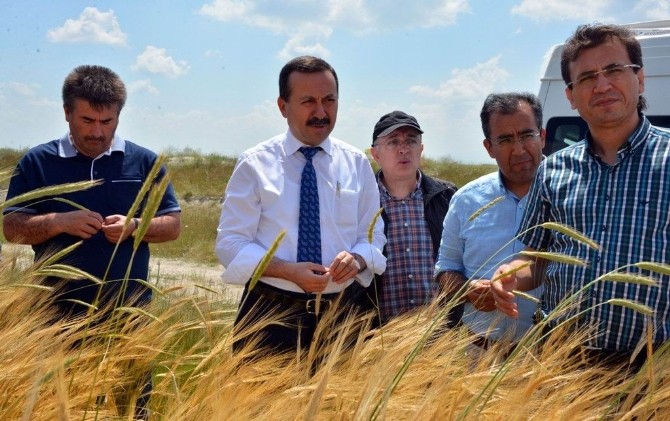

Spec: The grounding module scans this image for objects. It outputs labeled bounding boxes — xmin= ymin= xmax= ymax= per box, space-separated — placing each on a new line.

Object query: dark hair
xmin=278 ymin=56 xmax=339 ymax=101
xmin=480 ymin=92 xmax=543 ymax=139
xmin=62 ymin=65 xmax=127 ymax=113
xmin=560 ymin=24 xmax=646 ymax=111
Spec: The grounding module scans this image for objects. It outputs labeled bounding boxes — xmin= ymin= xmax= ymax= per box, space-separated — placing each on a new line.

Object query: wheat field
xmin=1 ymin=252 xmax=668 ymax=421
xmin=1 ymin=151 xmax=667 ymax=420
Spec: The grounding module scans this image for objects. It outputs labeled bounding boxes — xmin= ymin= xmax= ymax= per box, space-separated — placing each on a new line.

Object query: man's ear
xmin=64 ymin=105 xmax=71 ymax=122
xmin=565 ymin=86 xmax=577 ymax=110
xmin=483 ymin=138 xmax=495 ymax=159
xmin=370 ymin=145 xmax=380 ymax=162
xmin=277 ymin=97 xmax=288 ymax=118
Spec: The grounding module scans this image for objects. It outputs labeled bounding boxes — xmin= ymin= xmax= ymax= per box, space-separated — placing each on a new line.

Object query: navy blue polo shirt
xmin=4 ymin=134 xmax=180 ymax=313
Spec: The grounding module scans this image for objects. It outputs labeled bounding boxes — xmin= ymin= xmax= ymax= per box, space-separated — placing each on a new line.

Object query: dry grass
xmin=1 ymin=264 xmax=668 ymax=421
xmin=1 ymin=150 xmax=666 ymax=420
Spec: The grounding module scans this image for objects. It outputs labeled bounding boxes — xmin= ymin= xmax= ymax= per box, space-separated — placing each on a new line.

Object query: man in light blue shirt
xmin=435 ymin=92 xmax=544 ymax=347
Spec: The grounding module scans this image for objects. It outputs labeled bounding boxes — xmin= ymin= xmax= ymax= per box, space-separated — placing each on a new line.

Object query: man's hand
xmin=490 ymin=263 xmax=520 ymax=318
xmin=327 ymin=251 xmax=363 ymax=284
xmin=289 ymin=262 xmax=330 ymax=293
xmin=58 ymin=210 xmax=104 ymax=239
xmin=466 ymin=279 xmax=496 ymax=312
xmin=101 ymin=214 xmax=135 ymax=243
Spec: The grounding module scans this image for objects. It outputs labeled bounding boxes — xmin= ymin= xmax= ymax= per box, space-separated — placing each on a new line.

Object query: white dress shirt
xmin=216 ymin=130 xmax=386 ymax=294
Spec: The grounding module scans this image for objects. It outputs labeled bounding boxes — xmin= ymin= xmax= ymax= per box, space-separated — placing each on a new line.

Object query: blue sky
xmin=1 ymin=1 xmax=668 ymax=163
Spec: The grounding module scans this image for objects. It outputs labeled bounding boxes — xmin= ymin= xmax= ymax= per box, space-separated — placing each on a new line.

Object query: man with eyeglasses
xmin=435 ymin=93 xmax=544 ymax=355
xmin=492 ymin=24 xmax=670 ymax=372
xmin=362 ymin=111 xmax=458 ymax=327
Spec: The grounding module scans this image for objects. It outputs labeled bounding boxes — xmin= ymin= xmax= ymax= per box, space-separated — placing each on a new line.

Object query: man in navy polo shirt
xmin=3 ymin=64 xmax=181 ymax=418
xmin=4 ymin=65 xmax=181 ymax=316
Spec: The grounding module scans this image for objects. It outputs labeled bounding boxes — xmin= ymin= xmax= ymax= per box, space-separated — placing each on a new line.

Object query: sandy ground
xmin=148 ymin=258 xmax=243 ymax=302
xmin=2 ymin=243 xmax=244 ymax=303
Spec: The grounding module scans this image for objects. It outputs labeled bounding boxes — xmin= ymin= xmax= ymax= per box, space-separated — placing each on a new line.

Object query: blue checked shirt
xmin=378 ymin=178 xmax=436 ymax=322
xmin=519 ymin=116 xmax=670 ymax=352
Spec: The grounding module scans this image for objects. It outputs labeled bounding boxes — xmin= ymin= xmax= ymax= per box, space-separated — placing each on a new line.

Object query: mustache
xmin=84 ymin=136 xmax=107 ymax=142
xmin=307 ymin=117 xmax=330 ymax=126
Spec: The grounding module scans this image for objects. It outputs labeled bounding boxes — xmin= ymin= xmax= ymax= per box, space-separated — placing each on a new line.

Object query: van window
xmin=648 ymin=115 xmax=670 ymax=130
xmin=543 ymin=117 xmax=587 ymax=155
xmin=543 ymin=115 xmax=670 ymax=156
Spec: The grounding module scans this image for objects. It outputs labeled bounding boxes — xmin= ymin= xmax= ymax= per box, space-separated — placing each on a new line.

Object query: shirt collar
xmin=496 ymin=170 xmax=526 ymax=200
xmin=58 ymin=132 xmax=126 ymax=158
xmin=377 ymin=170 xmax=422 ymax=199
xmin=585 ymin=113 xmax=650 ymax=160
xmin=284 ymin=129 xmax=333 ymax=157
xmin=495 ymin=171 xmax=510 ymax=194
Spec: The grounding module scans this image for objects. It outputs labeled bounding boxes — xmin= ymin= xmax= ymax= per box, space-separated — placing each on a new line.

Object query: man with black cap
xmin=365 ymin=111 xmax=458 ymax=326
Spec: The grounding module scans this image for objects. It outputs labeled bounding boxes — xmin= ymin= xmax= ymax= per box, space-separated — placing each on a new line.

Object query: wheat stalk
xmin=539 ymin=222 xmax=601 ymax=250
xmin=1 ymin=180 xmax=102 ymax=211
xmin=595 ymin=272 xmax=659 ymax=287
xmin=467 ymin=195 xmax=504 ymax=222
xmin=520 ymin=250 xmax=588 ymax=267
xmin=367 ymin=207 xmax=384 ymax=244
xmin=249 ymin=230 xmax=287 ymax=291
xmin=635 ymin=262 xmax=670 ymax=276
xmin=607 ymin=298 xmax=654 ymax=316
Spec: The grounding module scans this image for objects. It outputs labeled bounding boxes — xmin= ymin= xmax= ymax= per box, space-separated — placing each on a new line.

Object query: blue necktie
xmin=297 ymin=146 xmax=322 ymax=264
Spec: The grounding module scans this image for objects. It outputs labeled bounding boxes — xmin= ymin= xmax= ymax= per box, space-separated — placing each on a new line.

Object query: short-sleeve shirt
xmin=4 ymin=133 xmax=181 ymax=310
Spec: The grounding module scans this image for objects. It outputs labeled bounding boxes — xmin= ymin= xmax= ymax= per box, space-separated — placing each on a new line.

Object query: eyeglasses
xmin=374 ymin=137 xmax=422 ymax=151
xmin=492 ymin=132 xmax=541 ymax=148
xmin=567 ymin=63 xmax=641 ymax=89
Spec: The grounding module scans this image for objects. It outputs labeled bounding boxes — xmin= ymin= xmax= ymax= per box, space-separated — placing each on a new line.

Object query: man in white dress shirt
xmin=215 ymin=56 xmax=386 ymax=355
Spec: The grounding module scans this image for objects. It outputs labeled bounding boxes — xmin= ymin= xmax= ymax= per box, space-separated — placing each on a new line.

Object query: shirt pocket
xmin=107 ymin=178 xmax=144 ymax=213
xmin=334 ymin=189 xmax=358 ymax=229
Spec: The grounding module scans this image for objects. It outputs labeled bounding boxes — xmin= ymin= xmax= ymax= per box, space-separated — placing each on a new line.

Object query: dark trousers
xmin=232 ymin=281 xmax=365 ymax=356
xmin=575 ymin=346 xmax=651 ymax=375
xmin=50 ymin=296 xmax=152 ymax=420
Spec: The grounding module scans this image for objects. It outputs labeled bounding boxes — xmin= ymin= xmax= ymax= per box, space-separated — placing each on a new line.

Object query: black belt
xmin=469 ymin=330 xmax=517 ymax=358
xmin=578 ymin=346 xmax=648 ymax=369
xmin=471 ymin=335 xmax=493 ymax=350
xmin=250 ymin=281 xmax=343 ymax=315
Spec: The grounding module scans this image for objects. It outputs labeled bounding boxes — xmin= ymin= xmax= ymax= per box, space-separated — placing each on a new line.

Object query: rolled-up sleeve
xmin=350 ymin=159 xmax=386 ymax=287
xmin=434 ymin=194 xmax=465 ymax=276
xmin=215 ymin=156 xmax=266 ymax=285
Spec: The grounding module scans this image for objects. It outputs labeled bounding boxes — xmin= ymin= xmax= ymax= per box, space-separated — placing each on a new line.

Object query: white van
xmin=538 ymin=20 xmax=670 ymax=155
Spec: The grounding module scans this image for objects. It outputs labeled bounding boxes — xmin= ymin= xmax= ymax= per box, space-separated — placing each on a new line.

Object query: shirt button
xmin=602 ymin=225 xmax=606 ymax=231
xmin=406 ymin=248 xmax=411 ymax=253
xmin=404 ymin=222 xmax=409 ymax=227
xmin=605 ymin=194 xmax=610 ymax=201
xmin=408 ymin=274 xmax=414 ymax=279
xmin=409 ymin=299 xmax=415 ymax=304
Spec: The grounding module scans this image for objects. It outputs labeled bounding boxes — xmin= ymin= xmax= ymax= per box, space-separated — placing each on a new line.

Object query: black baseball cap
xmin=372 ymin=110 xmax=423 ymax=144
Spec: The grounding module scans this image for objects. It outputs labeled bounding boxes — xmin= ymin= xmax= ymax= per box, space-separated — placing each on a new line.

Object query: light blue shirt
xmin=435 ymin=171 xmax=542 ymax=341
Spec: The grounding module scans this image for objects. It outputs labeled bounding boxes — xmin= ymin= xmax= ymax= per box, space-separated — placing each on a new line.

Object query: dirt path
xmin=2 ymin=244 xmax=243 ymax=302
xmin=148 ymin=258 xmax=243 ymax=302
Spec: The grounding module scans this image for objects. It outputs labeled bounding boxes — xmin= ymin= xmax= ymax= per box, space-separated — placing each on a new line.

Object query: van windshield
xmin=543 ymin=115 xmax=670 ymax=156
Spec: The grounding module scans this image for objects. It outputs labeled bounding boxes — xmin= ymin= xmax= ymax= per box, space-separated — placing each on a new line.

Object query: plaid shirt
xmin=378 ymin=177 xmax=436 ymax=321
xmin=519 ymin=116 xmax=670 ymax=352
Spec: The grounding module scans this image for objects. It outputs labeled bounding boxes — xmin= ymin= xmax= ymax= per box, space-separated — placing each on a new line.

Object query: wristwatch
xmin=352 ymin=253 xmax=366 ymax=273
